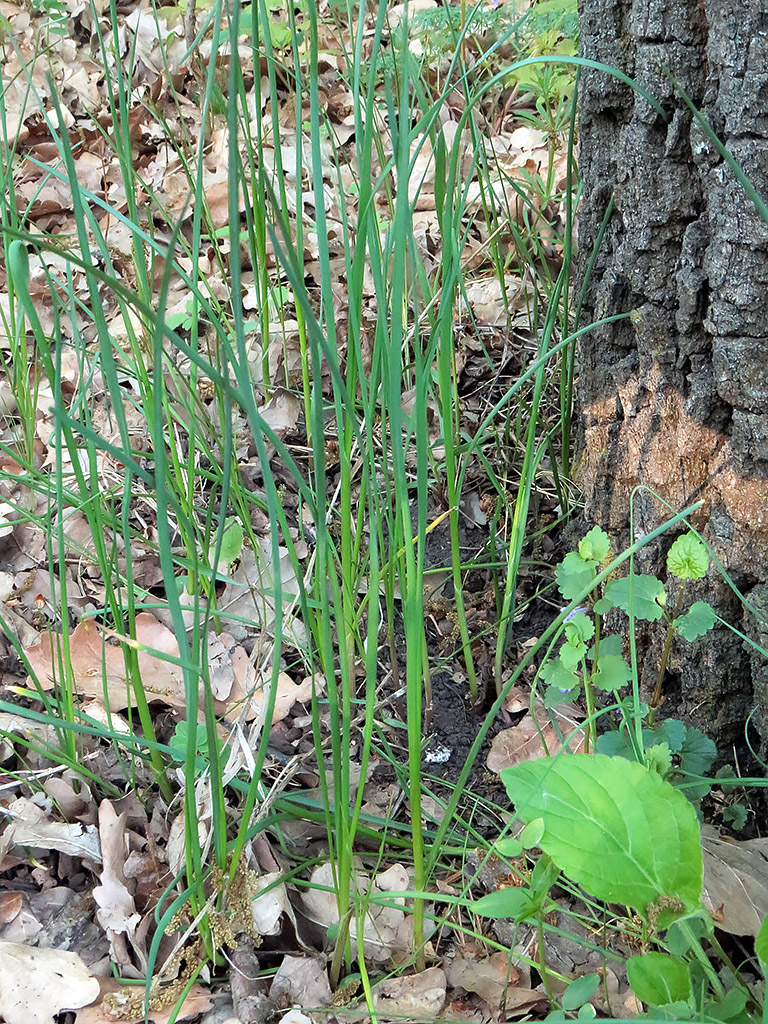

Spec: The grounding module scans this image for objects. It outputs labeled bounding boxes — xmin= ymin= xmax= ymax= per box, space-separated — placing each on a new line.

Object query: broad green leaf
xmin=755 ymin=914 xmax=768 ymax=971
xmin=530 ymin=853 xmax=561 ymax=895
xmin=703 ymin=987 xmax=748 ymax=1021
xmin=562 ymin=974 xmax=600 ymax=1011
xmin=592 ymin=653 xmax=632 ymax=691
xmin=555 ymin=552 xmax=595 ymax=601
xmin=501 ymin=754 xmax=702 ymax=921
xmin=472 ymin=886 xmax=537 ymax=922
xmin=601 ymin=575 xmax=667 ymax=622
xmin=218 ymin=517 xmax=244 ymax=567
xmin=667 ymin=533 xmax=709 ymax=580
xmin=666 ymin=915 xmax=711 ymax=955
xmin=627 ymin=952 xmax=692 ymax=1006
xmin=675 ymin=601 xmax=716 ymax=641
xmin=578 ymin=526 xmax=610 ymax=564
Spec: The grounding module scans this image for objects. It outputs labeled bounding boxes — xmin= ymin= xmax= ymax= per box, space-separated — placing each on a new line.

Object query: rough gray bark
xmin=574 ymin=0 xmax=768 ymax=747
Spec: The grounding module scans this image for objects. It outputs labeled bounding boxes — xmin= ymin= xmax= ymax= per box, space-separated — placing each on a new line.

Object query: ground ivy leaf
xmin=545 ymin=683 xmax=579 ymax=708
xmin=667 ymin=532 xmax=709 ymax=580
xmin=540 ymin=657 xmax=579 ymax=691
xmin=596 ymin=731 xmax=633 ymax=758
xmin=653 ymin=718 xmax=686 ymax=754
xmin=559 ymin=642 xmax=584 ymax=669
xmin=675 ymin=601 xmax=716 ymax=641
xmin=578 ymin=526 xmax=610 ymax=564
xmin=588 ymin=633 xmax=622 ymax=661
xmin=602 ymin=575 xmax=667 ymax=622
xmin=501 ymin=754 xmax=702 ymax=922
xmin=565 ymin=612 xmax=595 ymax=644
xmin=592 ymin=653 xmax=632 ymax=691
xmin=555 ymin=552 xmax=595 ymax=601
xmin=679 ymin=727 xmax=717 ymax=776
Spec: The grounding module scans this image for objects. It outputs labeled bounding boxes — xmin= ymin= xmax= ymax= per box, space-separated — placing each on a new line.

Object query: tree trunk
xmin=574 ymin=0 xmax=768 ymax=749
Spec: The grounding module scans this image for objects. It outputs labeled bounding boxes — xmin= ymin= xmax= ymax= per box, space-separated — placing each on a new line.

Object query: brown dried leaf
xmin=76 ymin=980 xmax=211 ymax=1024
xmin=372 ymin=966 xmax=446 ymax=1019
xmin=23 ymin=614 xmax=187 ymax=711
xmin=269 ymin=954 xmax=332 ymax=1010
xmin=486 ymin=701 xmax=584 ymax=773
xmin=443 ymin=949 xmax=521 ymax=1010
xmin=93 ymin=801 xmax=140 ymax=945
xmin=701 ymin=824 xmax=768 ymax=936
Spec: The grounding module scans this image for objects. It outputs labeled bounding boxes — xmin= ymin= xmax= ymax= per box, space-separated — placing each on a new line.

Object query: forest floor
xmin=0 ymin=0 xmax=761 ymax=1022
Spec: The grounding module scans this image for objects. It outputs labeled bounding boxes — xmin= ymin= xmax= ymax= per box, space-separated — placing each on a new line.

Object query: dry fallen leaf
xmin=372 ymin=966 xmax=446 ymax=1019
xmin=0 ymin=941 xmax=99 ymax=1024
xmin=701 ymin=824 xmax=768 ymax=935
xmin=76 ymin=979 xmax=212 ymax=1024
xmin=443 ymin=949 xmax=521 ymax=1011
xmin=486 ymin=699 xmax=584 ymax=773
xmin=217 ymin=539 xmax=306 ymax=647
xmin=93 ymin=801 xmax=141 ymax=952
xmin=301 ymin=861 xmax=416 ymax=962
xmin=269 ymin=954 xmax=332 ymax=1010
xmin=3 ymin=795 xmax=101 ymax=861
xmin=23 ymin=614 xmax=188 ymax=711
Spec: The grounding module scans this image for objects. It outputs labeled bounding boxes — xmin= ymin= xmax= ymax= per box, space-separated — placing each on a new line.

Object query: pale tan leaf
xmin=269 ymin=955 xmax=332 ymax=1010
xmin=0 ymin=941 xmax=99 ymax=1024
xmin=23 ymin=614 xmax=187 ymax=711
xmin=93 ymin=801 xmax=140 ymax=941
xmin=4 ymin=796 xmax=101 ymax=860
xmin=443 ymin=950 xmax=521 ymax=1010
xmin=76 ymin=980 xmax=211 ymax=1024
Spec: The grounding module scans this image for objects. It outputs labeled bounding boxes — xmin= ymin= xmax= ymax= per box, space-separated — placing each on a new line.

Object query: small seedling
xmin=540 ymin=527 xmax=716 ymax=752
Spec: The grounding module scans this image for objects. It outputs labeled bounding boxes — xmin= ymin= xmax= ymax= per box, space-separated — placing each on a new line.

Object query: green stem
xmin=649 ymin=584 xmax=685 ymax=727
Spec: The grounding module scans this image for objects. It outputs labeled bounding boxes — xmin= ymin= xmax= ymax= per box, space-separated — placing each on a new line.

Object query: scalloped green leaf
xmin=578 ymin=526 xmax=610 ymax=564
xmin=501 ymin=754 xmax=702 ymax=923
xmin=675 ymin=601 xmax=716 ymax=641
xmin=565 ymin=612 xmax=595 ymax=644
xmin=601 ymin=575 xmax=667 ymax=622
xmin=588 ymin=633 xmax=622 ymax=661
xmin=540 ymin=657 xmax=579 ymax=691
xmin=667 ymin=533 xmax=709 ymax=580
xmin=592 ymin=653 xmax=632 ymax=691
xmin=555 ymin=552 xmax=595 ymax=601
